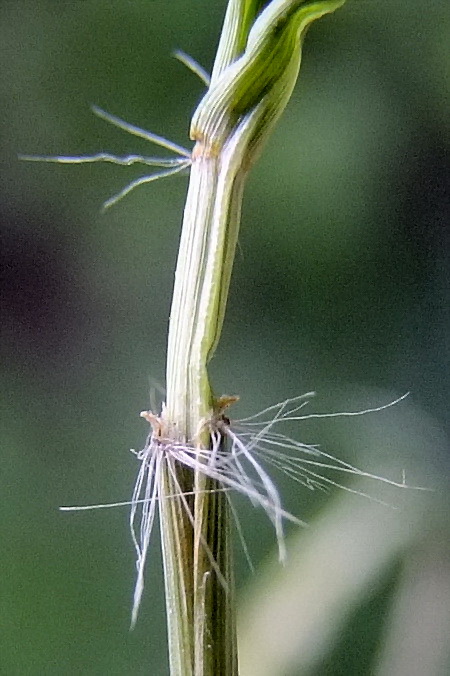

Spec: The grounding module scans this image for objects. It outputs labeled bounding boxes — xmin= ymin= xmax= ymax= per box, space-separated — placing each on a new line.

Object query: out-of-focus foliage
xmin=1 ymin=1 xmax=449 ymax=674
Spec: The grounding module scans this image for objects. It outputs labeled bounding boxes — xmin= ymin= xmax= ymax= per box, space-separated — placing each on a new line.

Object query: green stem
xmin=159 ymin=1 xmax=346 ymax=674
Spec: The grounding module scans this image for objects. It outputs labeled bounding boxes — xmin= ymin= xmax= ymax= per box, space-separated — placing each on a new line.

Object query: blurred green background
xmin=1 ymin=1 xmax=449 ymax=674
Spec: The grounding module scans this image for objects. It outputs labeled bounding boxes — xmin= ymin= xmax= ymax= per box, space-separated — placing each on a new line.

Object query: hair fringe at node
xmin=61 ymin=391 xmax=418 ymax=625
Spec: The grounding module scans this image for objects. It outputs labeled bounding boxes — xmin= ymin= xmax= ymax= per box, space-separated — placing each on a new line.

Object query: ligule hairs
xmin=19 ymin=105 xmax=192 ymax=211
xmin=61 ymin=391 xmax=417 ymax=626
xmin=19 ymin=52 xmax=212 ymax=211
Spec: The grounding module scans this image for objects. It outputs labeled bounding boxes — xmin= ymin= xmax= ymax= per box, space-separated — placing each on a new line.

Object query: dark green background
xmin=2 ymin=1 xmax=449 ymax=674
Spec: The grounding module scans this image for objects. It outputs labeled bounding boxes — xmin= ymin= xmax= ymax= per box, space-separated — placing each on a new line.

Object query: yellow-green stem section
xmin=160 ymin=2 xmax=346 ymax=675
